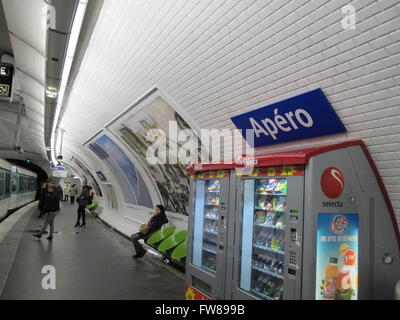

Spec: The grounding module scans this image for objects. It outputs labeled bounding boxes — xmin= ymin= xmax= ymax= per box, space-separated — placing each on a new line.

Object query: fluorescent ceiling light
xmin=46 ymin=86 xmax=58 ymax=99
xmin=50 ymin=0 xmax=88 ymax=165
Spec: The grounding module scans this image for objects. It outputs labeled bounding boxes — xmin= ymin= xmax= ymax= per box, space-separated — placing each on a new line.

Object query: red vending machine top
xmin=237 ymin=140 xmax=400 ymax=249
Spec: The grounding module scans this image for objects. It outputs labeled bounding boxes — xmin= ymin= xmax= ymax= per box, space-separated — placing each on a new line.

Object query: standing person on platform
xmin=33 ymin=181 xmax=61 ymax=240
xmin=130 ymin=205 xmax=168 ymax=259
xmin=64 ymin=185 xmax=70 ymax=202
xmin=55 ymin=184 xmax=63 ymax=201
xmin=70 ymin=184 xmax=78 ymax=205
xmin=75 ymin=182 xmax=92 ymax=227
xmin=38 ymin=182 xmax=47 ymax=218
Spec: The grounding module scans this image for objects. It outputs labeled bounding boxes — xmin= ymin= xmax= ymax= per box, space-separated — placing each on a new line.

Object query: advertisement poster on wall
xmin=88 ymin=134 xmax=153 ymax=208
xmin=315 ymin=213 xmax=358 ymax=300
xmin=73 ymin=157 xmax=103 ymax=197
xmin=109 ymin=96 xmax=203 ymax=215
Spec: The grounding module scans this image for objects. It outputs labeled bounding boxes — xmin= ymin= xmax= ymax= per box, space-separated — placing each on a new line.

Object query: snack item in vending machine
xmin=260 ymin=231 xmax=268 ymax=246
xmin=269 ymin=258 xmax=277 ymax=271
xmin=211 ymin=221 xmax=218 ymax=233
xmin=212 ymin=208 xmax=218 ymax=218
xmin=274 ymin=179 xmax=287 ymax=195
xmin=207 ymin=196 xmax=220 ymax=206
xmin=264 ymin=211 xmax=275 ymax=225
xmin=257 ymin=197 xmax=267 ymax=210
xmin=265 ymin=179 xmax=278 ymax=194
xmin=276 ymin=238 xmax=285 ymax=251
xmin=271 ymin=237 xmax=278 ymax=250
xmin=264 ymin=281 xmax=276 ymax=297
xmin=256 ymin=180 xmax=270 ymax=195
xmin=274 ymin=261 xmax=284 ymax=274
xmin=207 ymin=180 xmax=220 ymax=193
xmin=275 ymin=213 xmax=286 ymax=227
xmin=275 ymin=197 xmax=287 ymax=212
xmin=274 ymin=284 xmax=283 ymax=300
xmin=256 ymin=211 xmax=266 ymax=224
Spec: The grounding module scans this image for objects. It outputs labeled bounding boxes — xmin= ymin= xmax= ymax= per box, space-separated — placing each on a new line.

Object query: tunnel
xmin=0 ymin=0 xmax=399 ymax=305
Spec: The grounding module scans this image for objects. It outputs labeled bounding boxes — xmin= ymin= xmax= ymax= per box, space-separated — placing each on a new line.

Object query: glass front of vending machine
xmin=228 ymin=165 xmax=305 ymax=300
xmin=185 ymin=165 xmax=235 ymax=300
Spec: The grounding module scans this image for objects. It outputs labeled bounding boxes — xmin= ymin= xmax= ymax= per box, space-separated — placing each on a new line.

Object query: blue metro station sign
xmin=231 ymin=88 xmax=347 ymax=148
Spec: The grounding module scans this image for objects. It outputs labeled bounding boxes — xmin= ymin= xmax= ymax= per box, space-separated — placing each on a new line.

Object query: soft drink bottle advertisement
xmin=315 ymin=214 xmax=358 ymax=300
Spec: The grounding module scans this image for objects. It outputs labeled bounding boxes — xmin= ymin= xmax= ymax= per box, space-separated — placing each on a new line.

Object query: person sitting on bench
xmin=130 ymin=204 xmax=168 ymax=259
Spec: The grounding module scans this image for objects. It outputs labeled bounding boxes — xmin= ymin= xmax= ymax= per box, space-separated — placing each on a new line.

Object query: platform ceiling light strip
xmin=51 ymin=0 xmax=88 ymax=165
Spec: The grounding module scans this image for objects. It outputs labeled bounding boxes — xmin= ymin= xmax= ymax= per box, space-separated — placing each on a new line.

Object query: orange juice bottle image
xmin=355 ymin=272 xmax=358 ymax=288
xmin=322 ymin=257 xmax=339 ymax=300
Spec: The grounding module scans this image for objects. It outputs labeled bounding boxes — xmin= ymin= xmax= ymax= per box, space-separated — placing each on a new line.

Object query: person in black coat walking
xmin=37 ymin=182 xmax=47 ymax=218
xmin=75 ymin=183 xmax=92 ymax=227
xmin=33 ymin=181 xmax=61 ymax=240
xmin=130 ymin=204 xmax=168 ymax=259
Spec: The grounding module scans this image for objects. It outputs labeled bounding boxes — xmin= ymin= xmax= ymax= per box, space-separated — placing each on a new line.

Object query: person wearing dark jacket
xmin=56 ymin=184 xmax=63 ymax=201
xmin=33 ymin=181 xmax=61 ymax=240
xmin=130 ymin=204 xmax=168 ymax=259
xmin=37 ymin=182 xmax=47 ymax=218
xmin=75 ymin=183 xmax=92 ymax=227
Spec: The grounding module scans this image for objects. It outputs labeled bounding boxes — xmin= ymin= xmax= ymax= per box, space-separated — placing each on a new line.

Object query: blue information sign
xmin=231 ymin=89 xmax=346 ymax=148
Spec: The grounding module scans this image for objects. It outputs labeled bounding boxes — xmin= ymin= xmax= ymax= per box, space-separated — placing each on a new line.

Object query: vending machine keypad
xmin=289 ymin=251 xmax=296 ymax=266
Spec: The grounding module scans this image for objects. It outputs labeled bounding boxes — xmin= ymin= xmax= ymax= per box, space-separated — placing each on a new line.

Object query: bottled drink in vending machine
xmin=322 ymin=257 xmax=339 ymax=300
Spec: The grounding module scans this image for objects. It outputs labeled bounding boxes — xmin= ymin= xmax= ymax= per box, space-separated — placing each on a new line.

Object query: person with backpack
xmin=75 ymin=182 xmax=92 ymax=227
xmin=33 ymin=181 xmax=61 ymax=240
xmin=130 ymin=204 xmax=168 ymax=259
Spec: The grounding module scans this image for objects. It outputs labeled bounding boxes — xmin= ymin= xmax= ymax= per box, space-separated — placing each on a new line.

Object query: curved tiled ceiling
xmin=0 ymin=0 xmax=47 ymax=164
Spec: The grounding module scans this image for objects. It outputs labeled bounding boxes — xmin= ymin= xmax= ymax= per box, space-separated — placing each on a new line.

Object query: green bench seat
xmin=146 ymin=226 xmax=176 ymax=245
xmin=158 ymin=230 xmax=188 ymax=252
xmin=171 ymin=240 xmax=187 ymax=260
xmin=86 ymin=200 xmax=99 ymax=212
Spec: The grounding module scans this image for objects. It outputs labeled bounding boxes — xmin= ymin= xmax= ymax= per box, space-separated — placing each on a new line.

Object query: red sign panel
xmin=237 ymin=165 xmax=304 ymax=177
xmin=185 ymin=285 xmax=211 ymax=300
xmin=192 ymin=170 xmax=230 ymax=180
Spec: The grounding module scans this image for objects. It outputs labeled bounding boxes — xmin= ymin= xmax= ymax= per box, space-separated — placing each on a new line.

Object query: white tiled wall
xmin=61 ymin=0 xmax=400 ymax=230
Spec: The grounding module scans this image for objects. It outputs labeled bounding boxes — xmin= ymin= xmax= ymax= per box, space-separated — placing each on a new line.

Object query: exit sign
xmin=0 ymin=63 xmax=14 ymax=99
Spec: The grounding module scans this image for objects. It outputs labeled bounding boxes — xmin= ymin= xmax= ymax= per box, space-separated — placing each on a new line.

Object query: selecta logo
xmin=330 ymin=215 xmax=349 ymax=235
xmin=321 ymin=167 xmax=345 ymax=199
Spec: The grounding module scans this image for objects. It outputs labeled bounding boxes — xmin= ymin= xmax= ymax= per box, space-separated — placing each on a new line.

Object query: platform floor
xmin=0 ymin=202 xmax=184 ymax=300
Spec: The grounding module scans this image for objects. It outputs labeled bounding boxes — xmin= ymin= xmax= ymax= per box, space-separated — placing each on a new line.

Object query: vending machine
xmin=185 ymin=163 xmax=236 ymax=300
xmin=186 ymin=141 xmax=400 ymax=300
xmin=229 ymin=140 xmax=400 ymax=300
xmin=228 ymin=163 xmax=303 ymax=300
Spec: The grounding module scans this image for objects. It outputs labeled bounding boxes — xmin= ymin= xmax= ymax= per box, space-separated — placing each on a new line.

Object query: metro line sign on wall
xmin=230 ymin=89 xmax=347 ymax=148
